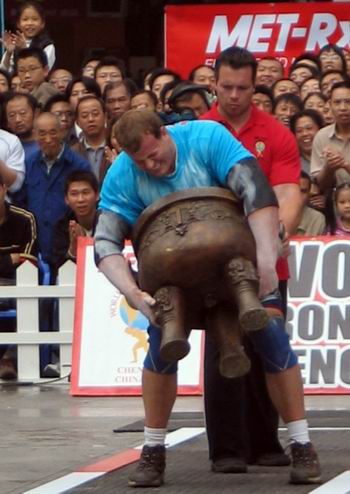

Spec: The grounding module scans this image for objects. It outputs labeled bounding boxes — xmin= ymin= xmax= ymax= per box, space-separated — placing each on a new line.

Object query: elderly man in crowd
xmin=15 ymin=112 xmax=91 ymax=265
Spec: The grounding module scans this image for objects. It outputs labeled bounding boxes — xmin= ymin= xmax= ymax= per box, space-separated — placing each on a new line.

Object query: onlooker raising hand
xmin=311 ymin=82 xmax=350 ymax=190
xmin=0 ymin=1 xmax=56 ymax=73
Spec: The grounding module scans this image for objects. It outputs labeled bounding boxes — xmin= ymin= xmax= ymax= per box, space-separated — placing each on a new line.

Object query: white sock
xmin=144 ymin=426 xmax=167 ymax=446
xmin=286 ymin=419 xmax=310 ymax=444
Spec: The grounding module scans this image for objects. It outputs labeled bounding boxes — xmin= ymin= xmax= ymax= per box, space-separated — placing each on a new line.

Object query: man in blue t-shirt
xmin=94 ymin=110 xmax=321 ymax=488
xmin=99 ymin=117 xmax=254 ymax=223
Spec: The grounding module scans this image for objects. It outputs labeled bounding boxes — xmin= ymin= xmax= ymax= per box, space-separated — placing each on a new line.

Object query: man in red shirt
xmin=201 ymin=48 xmax=305 ymax=474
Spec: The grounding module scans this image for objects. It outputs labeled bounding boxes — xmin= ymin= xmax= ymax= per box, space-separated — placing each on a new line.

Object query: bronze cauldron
xmin=132 ymin=187 xmax=268 ymax=378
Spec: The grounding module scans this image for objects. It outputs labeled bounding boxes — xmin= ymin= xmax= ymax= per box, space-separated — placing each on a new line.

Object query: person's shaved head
xmin=34 ymin=112 xmax=63 ymax=160
xmin=34 ymin=111 xmax=61 ymax=130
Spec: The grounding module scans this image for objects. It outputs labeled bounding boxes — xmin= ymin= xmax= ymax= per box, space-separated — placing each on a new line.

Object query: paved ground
xmin=1 ymin=382 xmax=350 ymax=494
xmin=68 ymin=431 xmax=348 ymax=494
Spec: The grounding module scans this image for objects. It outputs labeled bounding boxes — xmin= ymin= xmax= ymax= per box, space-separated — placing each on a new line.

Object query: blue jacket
xmin=16 ymin=145 xmax=91 ymax=262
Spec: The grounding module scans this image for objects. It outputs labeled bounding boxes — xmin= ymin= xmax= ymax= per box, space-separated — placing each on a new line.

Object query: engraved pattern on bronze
xmin=226 ymin=258 xmax=259 ymax=285
xmin=138 ymin=201 xmax=237 ymax=254
xmin=225 ymin=258 xmax=269 ymax=332
xmin=154 ymin=286 xmax=190 ymax=362
xmin=154 ymin=287 xmax=174 ymax=325
xmin=133 ymin=188 xmax=264 ymax=375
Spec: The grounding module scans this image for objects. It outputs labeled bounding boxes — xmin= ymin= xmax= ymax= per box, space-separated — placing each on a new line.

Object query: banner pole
xmin=0 ymin=0 xmax=4 ymax=57
xmin=164 ymin=9 xmax=167 ymax=67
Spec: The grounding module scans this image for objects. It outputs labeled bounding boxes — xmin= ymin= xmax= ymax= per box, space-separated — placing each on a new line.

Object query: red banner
xmin=165 ymin=2 xmax=350 ymax=78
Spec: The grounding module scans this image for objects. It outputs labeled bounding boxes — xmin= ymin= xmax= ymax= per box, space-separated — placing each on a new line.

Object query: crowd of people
xmin=0 ymin=0 xmax=350 ymax=488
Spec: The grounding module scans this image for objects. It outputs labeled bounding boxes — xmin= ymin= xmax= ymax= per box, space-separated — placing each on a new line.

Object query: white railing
xmin=0 ymin=260 xmax=76 ymax=380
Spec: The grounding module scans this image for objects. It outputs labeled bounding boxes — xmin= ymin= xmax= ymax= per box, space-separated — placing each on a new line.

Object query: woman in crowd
xmin=303 ymin=92 xmax=333 ymax=124
xmin=273 ymin=92 xmax=303 ymax=127
xmin=290 ymin=109 xmax=324 ymax=174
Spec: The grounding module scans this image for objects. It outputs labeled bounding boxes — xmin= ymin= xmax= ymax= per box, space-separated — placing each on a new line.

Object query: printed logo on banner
xmin=287 ymin=237 xmax=350 ymax=393
xmin=110 ymin=293 xmax=149 ymax=365
xmin=72 ymin=239 xmax=203 ymax=396
xmin=206 ymin=13 xmax=349 ymax=56
xmin=165 ymin=4 xmax=350 ymax=77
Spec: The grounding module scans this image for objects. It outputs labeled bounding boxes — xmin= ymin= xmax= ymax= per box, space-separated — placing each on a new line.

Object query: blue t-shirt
xmin=99 ymin=120 xmax=252 ymax=225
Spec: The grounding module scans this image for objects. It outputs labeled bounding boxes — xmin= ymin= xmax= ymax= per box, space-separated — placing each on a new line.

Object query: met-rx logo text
xmin=206 ymin=13 xmax=350 ymax=53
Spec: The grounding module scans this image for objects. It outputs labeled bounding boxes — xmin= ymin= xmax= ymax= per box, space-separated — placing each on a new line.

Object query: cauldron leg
xmin=154 ymin=286 xmax=190 ymax=362
xmin=206 ymin=304 xmax=251 ymax=378
xmin=225 ymin=257 xmax=269 ymax=332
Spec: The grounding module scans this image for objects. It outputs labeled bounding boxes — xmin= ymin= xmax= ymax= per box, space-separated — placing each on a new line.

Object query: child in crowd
xmin=329 ymin=183 xmax=350 ymax=236
xmin=0 ymin=0 xmax=55 ymax=73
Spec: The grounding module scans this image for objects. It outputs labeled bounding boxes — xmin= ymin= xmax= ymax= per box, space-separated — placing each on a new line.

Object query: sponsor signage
xmin=165 ymin=3 xmax=350 ymax=76
xmin=70 ymin=238 xmax=203 ymax=396
xmin=287 ymin=237 xmax=350 ymax=394
xmin=71 ymin=236 xmax=350 ymax=395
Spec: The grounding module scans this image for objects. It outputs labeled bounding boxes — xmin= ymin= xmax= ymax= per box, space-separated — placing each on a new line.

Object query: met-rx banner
xmin=287 ymin=237 xmax=350 ymax=394
xmin=165 ymin=2 xmax=350 ymax=77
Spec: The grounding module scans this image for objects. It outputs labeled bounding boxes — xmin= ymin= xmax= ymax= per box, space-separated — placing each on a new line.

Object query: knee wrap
xmin=143 ymin=324 xmax=178 ymax=374
xmin=249 ymin=316 xmax=298 ymax=374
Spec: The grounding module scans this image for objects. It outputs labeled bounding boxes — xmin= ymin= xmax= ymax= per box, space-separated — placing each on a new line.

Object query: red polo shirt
xmin=201 ymin=103 xmax=301 ymax=280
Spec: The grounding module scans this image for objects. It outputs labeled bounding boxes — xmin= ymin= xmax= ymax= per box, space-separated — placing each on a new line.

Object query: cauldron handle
xmin=154 ymin=286 xmax=190 ymax=363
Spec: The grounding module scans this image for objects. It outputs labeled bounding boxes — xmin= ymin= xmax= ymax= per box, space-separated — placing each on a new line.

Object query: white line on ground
xmin=21 ymin=427 xmax=350 ymax=494
xmin=22 ymin=427 xmax=205 ymax=494
xmin=279 ymin=427 xmax=350 ymax=431
xmin=310 ymin=471 xmax=350 ymax=493
xmin=23 ymin=472 xmax=104 ymax=494
xmin=135 ymin=426 xmax=206 ymax=449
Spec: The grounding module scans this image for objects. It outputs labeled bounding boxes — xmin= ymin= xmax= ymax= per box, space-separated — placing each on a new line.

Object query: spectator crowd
xmin=0 ymin=0 xmax=349 ymax=386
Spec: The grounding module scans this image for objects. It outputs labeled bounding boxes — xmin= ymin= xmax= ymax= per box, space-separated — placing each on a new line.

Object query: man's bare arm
xmin=94 ymin=210 xmax=157 ymax=324
xmin=273 ymin=183 xmax=303 ymax=236
xmin=227 ymin=159 xmax=280 ymax=297
xmin=98 ymin=254 xmax=156 ymax=324
xmin=247 ymin=206 xmax=280 ymax=297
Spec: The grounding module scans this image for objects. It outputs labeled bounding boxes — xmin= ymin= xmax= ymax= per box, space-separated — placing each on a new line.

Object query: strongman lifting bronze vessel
xmin=132 ymin=187 xmax=270 ymax=378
